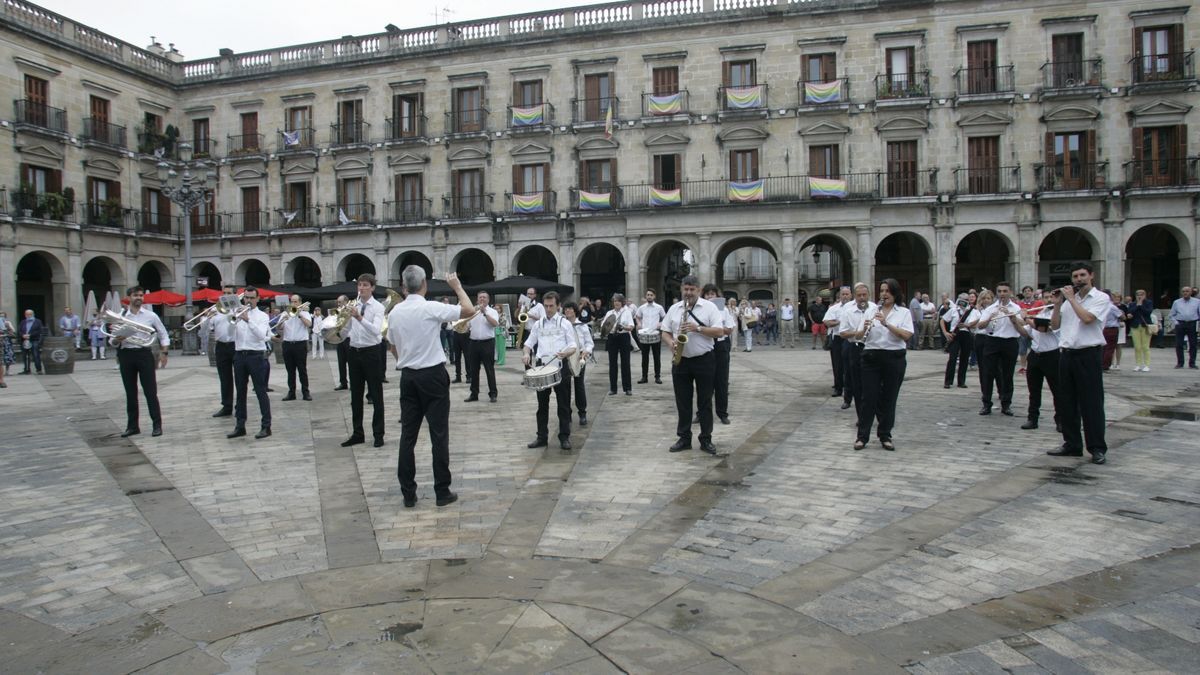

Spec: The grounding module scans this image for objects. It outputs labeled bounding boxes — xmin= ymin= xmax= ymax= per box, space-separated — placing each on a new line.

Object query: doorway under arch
xmin=955 ymin=230 xmax=1012 ymax=292
xmin=287 ymin=256 xmax=322 ymax=287
xmin=339 ymin=253 xmax=376 ymax=282
xmin=1126 ymin=225 xmax=1182 ymax=307
xmin=644 ymin=239 xmax=691 ymax=304
xmin=16 ymin=251 xmax=61 ymax=321
xmin=239 ymin=259 xmax=271 ymax=286
xmin=454 ymin=249 xmax=494 ymax=287
xmin=515 ymin=245 xmax=559 ymax=282
xmin=875 ymin=232 xmax=931 ymax=298
xmin=578 ymin=243 xmax=625 ymax=301
xmin=1038 ymin=228 xmax=1096 ymax=289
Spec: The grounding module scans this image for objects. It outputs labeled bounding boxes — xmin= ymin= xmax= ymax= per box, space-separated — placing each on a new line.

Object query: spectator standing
xmin=1128 ymin=289 xmax=1155 ymax=372
xmin=907 ymin=291 xmax=923 ymax=349
xmin=808 ymin=297 xmax=828 ymax=350
xmin=1168 ymin=286 xmax=1198 ymax=369
xmin=59 ymin=307 xmax=81 ymax=350
xmin=18 ymin=309 xmax=45 ymax=374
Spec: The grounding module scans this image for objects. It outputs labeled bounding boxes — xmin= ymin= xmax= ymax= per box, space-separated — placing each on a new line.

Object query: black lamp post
xmin=158 ymin=142 xmax=216 ymax=355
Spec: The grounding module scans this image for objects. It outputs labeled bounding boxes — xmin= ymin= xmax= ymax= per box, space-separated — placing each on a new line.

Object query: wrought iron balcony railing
xmin=223 ymin=210 xmax=269 ymax=234
xmin=1040 ymin=58 xmax=1103 ymax=90
xmin=443 ymin=193 xmax=492 ymax=218
xmin=717 ymin=84 xmax=768 ymax=111
xmin=1035 ymin=161 xmax=1107 ymax=191
xmin=330 ymin=121 xmax=370 ymax=146
xmin=277 ymin=206 xmax=320 ymax=228
xmin=505 ymin=190 xmax=556 ymax=215
xmin=571 ymin=96 xmax=618 ymax=124
xmin=227 ymin=133 xmax=263 ymax=155
xmin=954 ymin=65 xmax=1015 ymax=96
xmin=641 ymin=90 xmax=690 ymax=117
xmin=954 ymin=165 xmax=1022 ymax=195
xmin=1130 ymin=50 xmax=1195 ymax=85
xmin=279 ymin=127 xmax=315 ymax=150
xmin=882 ymin=168 xmax=938 ymax=198
xmin=83 ymin=201 xmax=129 ymax=228
xmin=385 ymin=113 xmax=428 ymax=140
xmin=507 ymin=102 xmax=555 ymax=129
xmin=1124 ymin=158 xmax=1198 ymax=189
xmin=444 ymin=108 xmax=490 ymax=135
xmin=875 ymin=72 xmax=930 ymax=100
xmin=12 ymin=192 xmax=74 ymax=220
xmin=331 ymin=202 xmax=374 ymax=224
xmin=83 ymin=117 xmax=127 ymax=147
xmin=13 ymin=99 xmax=67 ymax=133
xmin=382 ymin=198 xmax=432 ymax=223
xmin=796 ymin=78 xmax=849 ymax=106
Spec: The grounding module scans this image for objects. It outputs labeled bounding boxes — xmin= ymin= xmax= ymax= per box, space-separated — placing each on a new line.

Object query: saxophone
xmin=672 ymin=298 xmax=693 ymax=366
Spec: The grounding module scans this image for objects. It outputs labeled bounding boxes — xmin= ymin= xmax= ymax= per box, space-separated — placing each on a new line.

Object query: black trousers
xmin=336 ymin=339 xmax=349 ymax=386
xmin=467 ymin=338 xmax=497 ymax=397
xmin=1058 ymin=346 xmax=1107 ymax=454
xmin=397 ymin=365 xmax=453 ymax=499
xmin=282 ymin=340 xmax=309 ymax=395
xmin=118 ymin=347 xmax=161 ymax=429
xmin=215 ymin=340 xmax=235 ymax=408
xmin=857 ymin=349 xmax=906 ymax=442
xmin=673 ymin=350 xmax=716 ymax=442
xmin=572 ymin=364 xmax=588 ymax=415
xmin=639 ymin=334 xmax=662 ymax=379
xmin=233 ymin=350 xmax=270 ymax=428
xmin=830 ymin=335 xmax=844 ymax=394
xmin=981 ymin=337 xmax=1019 ymax=408
xmin=944 ymin=331 xmax=972 ymax=387
xmin=536 ymin=361 xmax=573 ymax=441
xmin=713 ymin=338 xmax=731 ymax=419
xmin=608 ymin=332 xmax=632 ymax=393
xmin=842 ymin=342 xmax=865 ymax=415
xmin=1026 ymin=349 xmax=1062 ymax=424
xmin=1176 ymin=320 xmax=1198 ymax=366
xmin=22 ymin=339 xmax=42 ymax=372
xmin=380 ymin=339 xmax=390 ymax=374
xmin=449 ymin=332 xmax=466 ymax=379
xmin=974 ymin=334 xmax=990 ymax=393
xmin=348 ymin=344 xmax=384 ymax=439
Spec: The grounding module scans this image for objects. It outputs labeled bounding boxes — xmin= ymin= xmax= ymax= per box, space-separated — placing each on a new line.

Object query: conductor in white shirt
xmin=112 ymin=286 xmax=171 ymax=437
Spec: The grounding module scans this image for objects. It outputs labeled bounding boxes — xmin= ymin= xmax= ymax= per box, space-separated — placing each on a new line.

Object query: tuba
xmin=321 ymin=299 xmax=359 ymax=345
xmin=672 ymin=299 xmax=693 ymax=366
xmin=98 ymin=309 xmax=157 ymax=348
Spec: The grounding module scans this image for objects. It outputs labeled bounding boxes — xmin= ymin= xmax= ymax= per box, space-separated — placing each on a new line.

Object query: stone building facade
xmin=1 ymin=0 xmax=1196 ymax=320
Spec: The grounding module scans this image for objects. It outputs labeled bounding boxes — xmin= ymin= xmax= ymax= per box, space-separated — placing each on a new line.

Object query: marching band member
xmin=635 ymin=289 xmax=666 ymax=384
xmin=562 ymin=302 xmax=594 ymax=427
xmin=604 ymin=293 xmax=636 ymax=395
xmin=941 ymin=293 xmax=977 ymax=389
xmin=971 ymin=290 xmax=993 ymax=395
xmin=112 ymin=286 xmax=170 ymax=438
xmin=662 ymin=276 xmax=725 ymax=454
xmin=209 ymin=283 xmax=238 ymax=417
xmin=824 ymin=286 xmax=852 ymax=398
xmin=1048 ymin=262 xmax=1110 ymax=464
xmin=227 ymin=286 xmax=271 ymax=439
xmin=342 ymin=274 xmax=386 ymax=448
xmin=334 ymin=295 xmax=350 ymax=391
xmin=523 ymin=291 xmax=578 ymax=451
xmin=1014 ymin=307 xmax=1062 ymax=432
xmin=852 ymin=279 xmax=913 ymax=452
xmin=464 ymin=291 xmax=500 ymax=403
xmin=522 ymin=286 xmax=546 ymax=331
xmin=837 ymin=283 xmax=877 ymax=416
xmin=277 ymin=294 xmax=313 ymax=402
xmin=703 ymin=285 xmax=735 ymax=425
xmin=976 ymin=282 xmax=1023 ymax=416
xmin=387 ymin=267 xmax=473 ymax=507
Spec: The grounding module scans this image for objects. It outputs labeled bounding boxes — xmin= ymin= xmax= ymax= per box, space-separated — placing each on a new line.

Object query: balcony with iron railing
xmin=570 ymin=186 xmax=622 ymax=210
xmin=11 ymin=191 xmax=74 ymax=221
xmin=505 ymin=190 xmax=557 ymax=216
xmin=189 ymin=212 xmax=218 ymax=237
xmin=571 ymin=97 xmax=618 ymax=125
xmin=222 ymin=210 xmax=269 ymax=234
xmin=604 ymin=173 xmax=882 ymax=210
xmin=382 ymin=198 xmax=432 ymax=223
xmin=443 ymin=193 xmax=492 ymax=219
xmin=875 ymin=72 xmax=930 ymax=102
xmin=277 ymin=206 xmax=321 ymax=229
xmin=1129 ymin=51 xmax=1195 ymax=88
xmin=83 ymin=117 xmax=127 ymax=148
xmin=1035 ymin=161 xmax=1108 ymax=192
xmin=882 ymin=168 xmax=939 ymax=199
xmin=331 ymin=202 xmax=374 ymax=225
xmin=723 ymin=264 xmax=776 ymax=281
xmin=954 ymin=65 xmax=1015 ymax=99
xmin=641 ymin=90 xmax=690 ymax=119
xmin=507 ymin=102 xmax=555 ymax=130
xmin=1124 ymin=158 xmax=1199 ymax=189
xmin=13 ymin=99 xmax=67 ymax=134
xmin=954 ymin=165 xmax=1022 ymax=195
xmin=82 ymin=201 xmax=129 ymax=228
xmin=190 ymin=137 xmax=215 ymax=159
xmin=226 ymin=133 xmax=264 ymax=157
xmin=717 ymin=84 xmax=768 ymax=115
xmin=136 ymin=128 xmax=178 ymax=158
xmin=1040 ymin=58 xmax=1103 ymax=96
xmin=796 ymin=78 xmax=849 ymax=108
xmin=330 ymin=121 xmax=370 ymax=147
xmin=139 ymin=210 xmax=173 ymax=235
xmin=385 ymin=114 xmax=428 ymax=141
xmin=279 ymin=127 xmax=315 ymax=151
xmin=444 ymin=108 xmax=490 ymax=136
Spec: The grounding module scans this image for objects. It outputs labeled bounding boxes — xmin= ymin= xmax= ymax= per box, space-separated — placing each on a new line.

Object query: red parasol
xmin=242 ymin=287 xmax=285 ymax=299
xmin=191 ymin=288 xmax=224 ymax=303
xmin=141 ymin=290 xmax=188 ymax=306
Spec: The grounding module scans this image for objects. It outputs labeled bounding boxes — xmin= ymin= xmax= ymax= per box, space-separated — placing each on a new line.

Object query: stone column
xmin=625 ymin=235 xmax=641 ymax=300
xmin=1101 ymin=196 xmax=1125 ymax=291
xmin=934 ymin=223 xmax=954 ymax=295
xmin=431 ymin=224 xmax=449 ymax=278
xmin=697 ymin=232 xmax=713 ymax=284
xmin=0 ymin=222 xmax=15 ymax=315
xmin=1017 ymin=220 xmax=1038 ymax=287
xmin=855 ymin=225 xmax=872 ymax=286
xmin=557 ymin=219 xmax=575 ymax=294
xmin=780 ymin=228 xmax=796 ymax=301
xmin=66 ymin=230 xmax=83 ymax=315
xmin=373 ymin=230 xmax=390 ymax=286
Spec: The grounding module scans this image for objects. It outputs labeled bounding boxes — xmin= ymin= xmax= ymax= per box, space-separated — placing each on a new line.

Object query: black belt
xmin=471 ymin=337 xmax=494 ymax=342
xmin=1060 ymin=345 xmax=1102 ymax=353
xmin=682 ymin=350 xmax=715 ymax=360
xmin=284 ymin=340 xmax=308 ymax=344
xmin=401 ymin=364 xmax=442 ymax=372
xmin=121 ymin=347 xmax=151 ymax=352
xmin=349 ymin=344 xmax=381 ymax=351
xmin=235 ymin=349 xmax=266 ymax=355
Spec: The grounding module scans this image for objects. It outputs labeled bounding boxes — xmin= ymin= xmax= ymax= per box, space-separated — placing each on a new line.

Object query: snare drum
xmin=523 ymin=363 xmax=562 ymax=391
xmin=637 ymin=328 xmax=661 ymax=345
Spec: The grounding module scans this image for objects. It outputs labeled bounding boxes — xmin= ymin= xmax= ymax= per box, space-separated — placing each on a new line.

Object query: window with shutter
xmin=966 ymin=40 xmax=997 ymax=94
xmin=1051 ymin=132 xmax=1087 ymax=189
xmin=967 ymin=136 xmax=1000 ymax=193
xmin=808 ymin=145 xmax=840 ymax=178
xmin=886 ymin=141 xmax=918 ymax=197
xmin=584 ymin=73 xmax=612 ymax=121
xmin=453 ymin=169 xmax=483 ymax=216
xmin=583 ymin=159 xmax=614 ymax=191
xmin=240 ymin=112 xmax=259 ymax=149
xmin=338 ymin=100 xmax=363 ymax=143
xmin=653 ymin=154 xmax=680 ymax=189
xmin=885 ymin=47 xmax=914 ymax=93
xmin=1135 ymin=126 xmax=1183 ymax=187
xmin=515 ymin=80 xmax=543 ymax=106
xmin=192 ymin=119 xmax=210 ymax=156
xmin=652 ymin=67 xmax=679 ymax=95
xmin=454 ymin=87 xmax=482 ymax=132
xmin=1137 ymin=26 xmax=1182 ymax=81
xmin=242 ymin=186 xmax=260 ymax=232
xmin=730 ymin=149 xmax=759 ymax=181
xmin=1051 ymin=34 xmax=1084 ymax=87
xmin=804 ymin=54 xmax=836 ymax=83
xmin=725 ymin=60 xmax=755 ymax=87
xmin=23 ymin=75 xmax=48 ymax=126
xmin=395 ymin=173 xmax=423 ymax=220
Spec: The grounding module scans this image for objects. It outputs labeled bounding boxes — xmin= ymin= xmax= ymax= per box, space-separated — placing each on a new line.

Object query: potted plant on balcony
xmin=16 ymin=181 xmax=36 ymax=218
xmin=163 ymin=125 xmax=179 ymax=157
xmin=100 ymin=198 xmax=123 ymax=226
xmin=44 ymin=190 xmax=69 ymax=221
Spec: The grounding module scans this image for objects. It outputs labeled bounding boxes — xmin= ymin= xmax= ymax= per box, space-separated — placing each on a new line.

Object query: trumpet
xmin=321 ymin=299 xmax=360 ymax=345
xmin=672 ymin=299 xmax=693 ymax=366
xmin=273 ymin=302 xmax=311 ymax=334
xmin=515 ymin=310 xmax=530 ymax=350
xmin=98 ymin=309 xmax=157 ymax=348
xmin=452 ymin=304 xmax=484 ymax=334
xmin=183 ymin=293 xmax=243 ymax=331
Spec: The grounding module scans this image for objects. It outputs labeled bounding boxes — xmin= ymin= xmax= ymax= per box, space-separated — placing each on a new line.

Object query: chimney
xmin=165 ymin=42 xmax=184 ymax=63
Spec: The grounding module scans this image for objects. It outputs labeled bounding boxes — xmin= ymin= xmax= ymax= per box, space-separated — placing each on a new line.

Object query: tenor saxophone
xmin=672 ymin=299 xmax=692 ymax=366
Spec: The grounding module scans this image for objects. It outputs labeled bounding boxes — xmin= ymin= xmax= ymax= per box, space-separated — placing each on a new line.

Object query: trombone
xmin=183 ymin=293 xmax=243 ymax=331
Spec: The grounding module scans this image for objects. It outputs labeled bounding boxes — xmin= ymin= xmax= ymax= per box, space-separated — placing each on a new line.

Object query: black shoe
xmin=699 ymin=440 xmax=717 ymax=455
xmin=373 ymin=437 xmax=384 ymax=448
xmin=560 ymin=439 xmax=572 ymax=451
xmin=528 ymin=438 xmax=548 ymax=448
xmin=341 ymin=435 xmax=365 ymax=447
xmin=609 ymin=390 xmax=618 ymax=396
xmin=464 ymin=395 xmax=479 ymax=402
xmin=943 ymin=384 xmax=952 ymax=389
xmin=840 ymin=401 xmax=851 ymax=410
xmin=282 ymin=393 xmax=296 ymax=401
xmin=1191 ymin=365 xmax=1198 ymax=370
xmin=1090 ymin=452 xmax=1107 ymax=465
xmin=1021 ymin=419 xmax=1038 ymax=430
xmin=403 ymin=494 xmax=417 ymax=508
xmin=1175 ymin=364 xmax=1183 ymax=369
xmin=255 ymin=427 xmax=271 ymax=439
xmin=120 ymin=427 xmax=140 ymax=438
xmin=669 ymin=438 xmax=692 ymax=452
xmin=1055 ymin=424 xmax=1062 ymax=433
xmin=489 ymin=395 xmax=497 ymax=403
xmin=227 ymin=426 xmax=246 ymax=439
xmin=366 ymin=395 xmax=374 ymax=404
xmin=957 ymin=384 xmax=968 ymax=389
xmin=452 ymin=377 xmax=462 ymax=383
xmin=436 ymin=492 xmax=458 ymax=507
xmin=719 ymin=416 xmax=730 ymax=425
xmin=655 ymin=377 xmax=662 ymax=384
xmin=830 ymin=391 xmax=841 ymax=398
xmin=152 ymin=425 xmax=162 ymax=437
xmin=1001 ymin=407 xmax=1014 ymax=417
xmin=334 ymin=384 xmax=348 ymax=391
xmin=303 ymin=394 xmax=312 ymax=401
xmin=979 ymin=406 xmax=992 ymax=416
xmin=637 ymin=378 xmax=648 ymax=384
xmin=579 ymin=414 xmax=588 ymax=427
xmin=266 ymin=387 xmax=275 ymax=393
xmin=1046 ymin=445 xmax=1083 ymax=457
xmin=625 ymin=391 xmax=632 ymax=396
xmin=212 ymin=407 xmax=232 ymax=418
xmin=382 ymin=378 xmax=390 ymax=384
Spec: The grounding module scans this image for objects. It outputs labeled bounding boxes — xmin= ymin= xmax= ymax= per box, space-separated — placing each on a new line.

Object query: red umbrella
xmin=191 ymin=288 xmax=224 ymax=303
xmin=242 ymin=287 xmax=285 ymax=299
xmin=141 ymin=290 xmax=188 ymax=306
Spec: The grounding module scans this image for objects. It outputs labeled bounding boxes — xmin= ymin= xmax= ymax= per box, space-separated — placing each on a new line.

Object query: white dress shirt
xmin=978 ymin=300 xmax=1023 ymax=338
xmin=311 ymin=315 xmax=325 ymax=336
xmin=346 ymin=297 xmax=384 ymax=348
xmin=945 ymin=307 xmax=977 ymax=333
xmin=524 ymin=312 xmax=578 ymax=365
xmin=919 ymin=301 xmax=935 ymax=320
xmin=636 ymin=302 xmax=666 ymax=332
xmin=467 ymin=306 xmax=500 ymax=340
xmin=662 ymin=297 xmax=723 ymax=358
xmin=572 ymin=320 xmax=595 ymax=354
xmin=279 ymin=311 xmax=312 ymax=341
xmin=838 ymin=301 xmax=879 ymax=343
xmin=388 ymin=294 xmax=464 ymax=368
xmin=823 ymin=301 xmax=845 ymax=327
xmin=605 ymin=306 xmax=635 ymax=332
xmin=524 ymin=302 xmax=545 ymax=328
xmin=717 ymin=306 xmax=737 ymax=341
xmin=863 ymin=306 xmax=914 ymax=351
xmin=1058 ymin=288 xmax=1110 ymax=349
xmin=233 ymin=307 xmax=270 ymax=351
xmin=117 ymin=306 xmax=170 ymax=349
xmin=1028 ymin=326 xmax=1060 ymax=353
xmin=207 ymin=312 xmax=237 ymax=343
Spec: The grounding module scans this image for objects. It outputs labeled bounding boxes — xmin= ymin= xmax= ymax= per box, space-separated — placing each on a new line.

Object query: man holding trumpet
xmin=463 ymin=291 xmax=499 ymax=403
xmin=228 ymin=286 xmax=272 ymax=439
xmin=661 ymin=276 xmax=725 ymax=455
xmin=111 ymin=286 xmax=170 ymax=438
xmin=274 ymin=294 xmax=313 ymax=402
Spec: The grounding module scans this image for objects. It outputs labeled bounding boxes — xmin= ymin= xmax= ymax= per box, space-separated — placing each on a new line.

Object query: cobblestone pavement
xmin=0 ymin=345 xmax=1197 ymax=673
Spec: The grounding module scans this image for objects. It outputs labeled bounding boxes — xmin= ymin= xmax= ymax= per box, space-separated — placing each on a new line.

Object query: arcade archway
xmin=338 ymin=253 xmax=375 ymax=282
xmin=1038 ymin=228 xmax=1096 ymax=289
xmin=82 ymin=256 xmax=122 ymax=306
xmin=578 ymin=243 xmax=625 ymax=302
xmin=286 ymin=256 xmax=322 ymax=287
xmin=238 ymin=259 xmax=271 ymax=286
xmin=797 ymin=233 xmax=854 ymax=299
xmin=717 ymin=237 xmax=779 ymax=301
xmin=1126 ymin=225 xmax=1182 ymax=307
xmin=454 ymin=248 xmax=494 ymax=287
xmin=394 ymin=251 xmax=434 ymax=287
xmin=192 ymin=261 xmax=222 ymax=291
xmin=875 ymin=232 xmax=931 ymax=298
xmin=955 ymin=230 xmax=1012 ymax=292
xmin=16 ymin=251 xmax=63 ymax=321
xmin=514 ymin=245 xmax=558 ymax=282
xmin=137 ymin=260 xmax=172 ymax=291
xmin=644 ymin=239 xmax=690 ymax=304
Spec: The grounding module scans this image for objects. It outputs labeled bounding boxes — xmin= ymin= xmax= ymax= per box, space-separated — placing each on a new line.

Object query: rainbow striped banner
xmin=725 ymin=85 xmax=763 ymax=109
xmin=727 ymin=179 xmax=764 ymax=202
xmin=808 ymin=176 xmax=847 ymax=198
xmin=511 ymin=105 xmax=545 ymax=127
xmin=647 ymin=93 xmax=683 ymax=115
xmin=804 ymin=81 xmax=842 ymax=104
xmin=650 ymin=187 xmax=682 ymax=207
xmin=579 ymin=190 xmax=611 ymax=210
xmin=512 ymin=192 xmax=545 ymax=214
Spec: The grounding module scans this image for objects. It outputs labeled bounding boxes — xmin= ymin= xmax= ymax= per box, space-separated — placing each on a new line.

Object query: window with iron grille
xmin=454 ymin=87 xmax=483 ymax=132
xmin=584 ymin=73 xmax=613 ymax=121
xmin=392 ymin=93 xmax=422 ymax=137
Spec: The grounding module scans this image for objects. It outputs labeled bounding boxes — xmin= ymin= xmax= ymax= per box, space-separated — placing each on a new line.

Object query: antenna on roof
xmin=432 ymin=7 xmax=454 ymax=24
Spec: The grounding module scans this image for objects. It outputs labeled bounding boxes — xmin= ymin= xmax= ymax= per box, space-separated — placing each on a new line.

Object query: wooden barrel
xmin=41 ymin=336 xmax=75 ymax=374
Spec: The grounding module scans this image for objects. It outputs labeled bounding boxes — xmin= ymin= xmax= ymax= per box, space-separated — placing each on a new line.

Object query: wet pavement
xmin=0 ymin=345 xmax=1197 ymax=673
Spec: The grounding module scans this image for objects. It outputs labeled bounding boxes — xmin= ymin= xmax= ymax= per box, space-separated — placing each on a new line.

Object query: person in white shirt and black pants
xmin=976 ymin=282 xmax=1023 ymax=416
xmin=941 ymin=294 xmax=977 ymax=389
xmin=112 ymin=286 xmax=171 ymax=438
xmin=342 ymin=274 xmax=387 ymax=448
xmin=703 ymin=284 xmax=735 ymax=425
xmin=851 ymin=279 xmax=914 ymax=451
xmin=524 ymin=292 xmax=579 ymax=451
xmin=604 ymin=294 xmax=636 ymax=395
xmin=227 ymin=287 xmax=272 ymax=439
xmin=662 ymin=276 xmax=726 ymax=455
xmin=1047 ymin=262 xmax=1111 ymax=464
xmin=838 ymin=283 xmax=878 ymax=416
xmin=388 ymin=267 xmax=474 ymax=507
xmin=277 ymin=294 xmax=313 ymax=401
xmin=464 ymin=291 xmax=499 ymax=403
xmin=635 ymin=290 xmax=666 ymax=384
xmin=562 ymin=302 xmax=594 ymax=428
xmin=1014 ymin=308 xmax=1061 ymax=432
xmin=208 ymin=283 xmax=238 ymax=417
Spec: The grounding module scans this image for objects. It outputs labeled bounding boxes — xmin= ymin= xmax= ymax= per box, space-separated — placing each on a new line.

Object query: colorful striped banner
xmin=727 ymin=179 xmax=764 ymax=202
xmin=804 ymin=81 xmax=842 ymax=104
xmin=579 ymin=190 xmax=611 ymax=210
xmin=647 ymin=93 xmax=683 ymax=115
xmin=650 ymin=187 xmax=682 ymax=207
xmin=725 ymin=85 xmax=763 ymax=110
xmin=512 ymin=192 xmax=545 ymax=214
xmin=510 ymin=105 xmax=545 ymax=127
xmin=808 ymin=176 xmax=848 ymax=198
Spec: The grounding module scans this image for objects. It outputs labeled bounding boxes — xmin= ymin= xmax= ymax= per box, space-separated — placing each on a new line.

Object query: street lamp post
xmin=158 ymin=142 xmax=215 ymax=356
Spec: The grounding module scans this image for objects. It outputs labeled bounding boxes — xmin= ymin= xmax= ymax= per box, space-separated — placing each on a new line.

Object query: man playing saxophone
xmin=661 ymin=276 xmax=725 ymax=455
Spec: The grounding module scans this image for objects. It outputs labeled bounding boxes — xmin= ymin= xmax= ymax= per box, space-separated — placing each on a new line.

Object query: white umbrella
xmin=82 ymin=290 xmax=97 ymax=322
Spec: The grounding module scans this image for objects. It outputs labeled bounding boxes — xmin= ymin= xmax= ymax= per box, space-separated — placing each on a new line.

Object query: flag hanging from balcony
xmin=647 ymin=93 xmax=683 ymax=115
xmin=338 ymin=208 xmax=353 ymax=225
xmin=604 ymin=104 xmax=613 ymax=139
xmin=725 ymin=85 xmax=763 ymax=110
xmin=282 ymin=210 xmax=298 ymax=225
xmin=579 ymin=190 xmax=611 ymax=210
xmin=808 ymin=176 xmax=848 ymax=198
xmin=650 ymin=187 xmax=682 ymax=207
xmin=511 ymin=105 xmax=544 ymax=127
xmin=803 ymin=81 xmax=842 ymax=104
xmin=727 ymin=179 xmax=764 ymax=202
xmin=282 ymin=130 xmax=301 ymax=147
xmin=512 ymin=192 xmax=545 ymax=214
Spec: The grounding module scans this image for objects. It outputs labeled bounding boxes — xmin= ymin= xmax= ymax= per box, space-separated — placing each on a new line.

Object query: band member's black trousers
xmin=536 ymin=361 xmax=573 ymax=441
xmin=974 ymin=334 xmax=990 ymax=393
xmin=450 ymin=332 xmax=467 ymax=379
xmin=673 ymin=350 xmax=716 ymax=442
xmin=1026 ymin=349 xmax=1061 ymax=424
xmin=348 ymin=344 xmax=384 ymax=440
xmin=830 ymin=335 xmax=844 ymax=394
xmin=573 ymin=364 xmax=588 ymax=415
xmin=842 ymin=342 xmax=865 ymax=415
xmin=1058 ymin=346 xmax=1107 ymax=454
xmin=215 ymin=340 xmax=235 ymax=408
xmin=336 ymin=340 xmax=349 ymax=387
xmin=397 ymin=365 xmax=453 ymax=500
xmin=981 ymin=336 xmax=1018 ymax=409
xmin=857 ymin=349 xmax=906 ymax=442
xmin=640 ymin=335 xmax=661 ymax=379
xmin=118 ymin=347 xmax=161 ymax=429
xmin=282 ymin=340 xmax=309 ymax=396
xmin=233 ymin=350 xmax=271 ymax=428
xmin=608 ymin=332 xmax=632 ymax=393
xmin=713 ymin=338 xmax=731 ymax=419
xmin=468 ymin=338 xmax=498 ymax=398
xmin=944 ymin=331 xmax=972 ymax=387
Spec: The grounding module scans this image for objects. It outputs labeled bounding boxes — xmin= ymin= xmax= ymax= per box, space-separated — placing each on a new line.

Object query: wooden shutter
xmin=24 ymin=76 xmax=47 ymax=105
xmin=1085 ymin=129 xmax=1098 ymax=187
xmin=513 ymin=80 xmax=522 ymax=105
xmin=1133 ymin=27 xmax=1144 ymax=59
xmin=609 ymin=158 xmax=618 ymax=190
xmin=1131 ymin=126 xmax=1145 ymax=168
xmin=750 ymin=150 xmax=759 ymax=180
xmin=653 ymin=156 xmax=662 ymax=188
xmin=512 ymin=164 xmax=523 ymax=194
xmin=722 ymin=61 xmax=732 ymax=88
xmin=1175 ymin=124 xmax=1188 ymax=162
xmin=822 ymin=55 xmax=837 ymax=82
xmin=728 ymin=151 xmax=737 ymax=180
xmin=673 ymin=154 xmax=681 ymax=187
